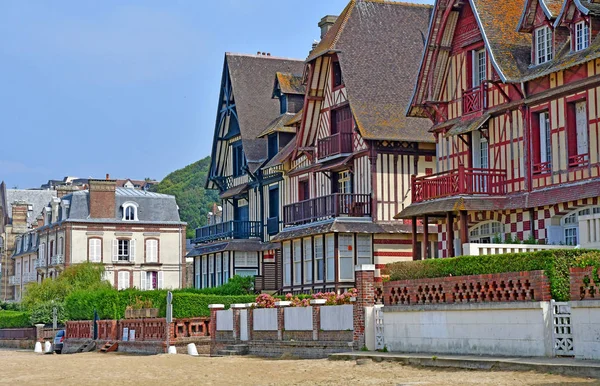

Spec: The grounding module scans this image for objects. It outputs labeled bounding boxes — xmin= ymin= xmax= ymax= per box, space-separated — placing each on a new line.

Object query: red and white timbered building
xmin=271 ymin=1 xmax=436 ymax=294
xmin=400 ymin=0 xmax=600 ymax=257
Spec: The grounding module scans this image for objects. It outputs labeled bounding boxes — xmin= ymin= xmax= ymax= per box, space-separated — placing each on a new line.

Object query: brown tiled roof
xmin=275 ymin=72 xmax=305 ymax=95
xmin=225 ymin=53 xmax=304 ymax=169
xmin=544 ymin=0 xmax=564 ymax=16
xmin=310 ymin=0 xmax=434 ymax=143
xmin=258 ymin=113 xmax=297 ymax=138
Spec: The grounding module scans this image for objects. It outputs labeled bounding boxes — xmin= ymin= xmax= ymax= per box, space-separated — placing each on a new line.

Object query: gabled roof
xmin=274 ymin=72 xmax=305 ymax=96
xmin=555 ymin=0 xmax=600 ymax=27
xmin=307 ymin=0 xmax=434 ymax=143
xmin=258 ymin=113 xmax=298 ymax=138
xmin=517 ymin=0 xmax=558 ymax=32
xmin=224 ymin=53 xmax=305 ymax=170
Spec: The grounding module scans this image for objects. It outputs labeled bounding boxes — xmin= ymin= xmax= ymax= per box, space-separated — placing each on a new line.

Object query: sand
xmin=1 ymin=350 xmax=598 ymax=385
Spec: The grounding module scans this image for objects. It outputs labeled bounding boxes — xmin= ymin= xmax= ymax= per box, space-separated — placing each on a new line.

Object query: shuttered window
xmin=146 ymin=239 xmax=158 ymax=263
xmin=89 ymin=239 xmax=102 ymax=263
xmin=118 ymin=271 xmax=130 ymax=290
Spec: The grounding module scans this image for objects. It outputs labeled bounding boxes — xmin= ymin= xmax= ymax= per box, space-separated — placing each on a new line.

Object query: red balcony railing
xmin=533 ymin=161 xmax=552 ymax=175
xmin=317 ymin=132 xmax=353 ymax=159
xmin=569 ymin=153 xmax=589 ymax=168
xmin=462 ymin=85 xmax=486 ymax=114
xmin=411 ymin=165 xmax=507 ymax=203
xmin=283 ymin=193 xmax=371 ymax=226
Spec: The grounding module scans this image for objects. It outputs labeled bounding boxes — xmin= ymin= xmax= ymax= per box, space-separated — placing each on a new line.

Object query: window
xmin=314 ymin=236 xmax=324 ymax=282
xmin=565 ymin=227 xmax=578 ymax=246
xmin=89 ymin=238 xmax=102 ymax=262
xmin=469 ymin=221 xmax=503 ymax=243
xmin=535 ymin=26 xmax=553 ymax=65
xmin=283 ymin=241 xmax=292 ymax=286
xmin=472 ymin=49 xmax=486 ymax=87
xmin=298 ymin=180 xmax=310 ymax=201
xmin=209 ymin=255 xmax=214 ymax=287
xmin=567 ymin=100 xmax=589 ymax=167
xmin=533 ymin=111 xmax=552 ymax=174
xmin=331 ymin=106 xmax=353 ymax=135
xmin=235 ymin=269 xmax=258 ymax=278
xmin=16 ymin=238 xmax=21 ymax=254
xmin=326 ymin=234 xmax=335 ymax=282
xmin=338 ymin=171 xmax=352 ymax=194
xmin=216 ymin=256 xmax=222 ymax=287
xmin=141 ymin=271 xmax=161 ymax=290
xmin=232 ymin=141 xmax=246 ymax=177
xmin=575 ymin=21 xmax=589 ymax=51
xmin=223 ymin=252 xmax=229 ymax=284
xmin=356 ymin=234 xmax=372 ymax=266
xmin=338 ymin=234 xmax=354 ymax=281
xmin=50 ymin=240 xmax=54 ymax=257
xmin=293 ymin=240 xmax=302 ymax=285
xmin=118 ymin=271 xmax=130 ymax=290
xmin=333 ymin=60 xmax=343 ymax=87
xmin=57 ymin=237 xmax=63 ymax=256
xmin=303 ymin=238 xmax=312 ymax=284
xmin=113 ymin=239 xmax=135 ymax=262
xmin=559 ymin=207 xmax=600 ymax=246
xmin=268 ymin=134 xmax=278 ymax=160
xmin=279 ymin=94 xmax=288 ymax=114
xmin=145 ymin=239 xmax=158 ymax=263
xmin=195 ymin=258 xmax=201 ymax=289
xmin=234 ymin=251 xmax=258 ymax=267
xmin=202 ymin=257 xmax=208 ymax=288
xmin=38 ymin=243 xmax=45 ymax=262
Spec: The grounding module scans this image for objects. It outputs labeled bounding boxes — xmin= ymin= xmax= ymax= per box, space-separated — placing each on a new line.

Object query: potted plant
xmin=125 ymin=297 xmax=159 ymax=319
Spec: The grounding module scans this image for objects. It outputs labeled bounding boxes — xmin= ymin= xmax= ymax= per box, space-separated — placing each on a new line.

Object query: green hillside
xmin=153 ymin=156 xmax=219 ymax=238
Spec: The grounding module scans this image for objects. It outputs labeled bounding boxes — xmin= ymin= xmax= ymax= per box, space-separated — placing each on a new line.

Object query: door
xmin=471 ymin=131 xmax=489 ymax=192
xmin=234 ymin=201 xmax=249 ymax=238
xmin=239 ymin=309 xmax=249 ymax=341
xmin=268 ymin=187 xmax=279 ymax=235
xmin=298 ymin=180 xmax=309 ymax=201
xmin=576 ymin=101 xmax=588 ymax=158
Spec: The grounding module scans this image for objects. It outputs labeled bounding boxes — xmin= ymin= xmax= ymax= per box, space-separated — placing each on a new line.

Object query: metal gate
xmin=240 ymin=309 xmax=249 ymax=341
xmin=552 ymin=300 xmax=573 ymax=357
xmin=374 ymin=305 xmax=384 ymax=350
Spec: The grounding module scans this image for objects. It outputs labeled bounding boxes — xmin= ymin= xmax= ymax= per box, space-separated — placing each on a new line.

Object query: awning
xmin=446 ymin=113 xmax=491 ymax=137
xmin=219 ymin=183 xmax=249 ymax=199
xmin=186 ymin=239 xmax=278 ymax=257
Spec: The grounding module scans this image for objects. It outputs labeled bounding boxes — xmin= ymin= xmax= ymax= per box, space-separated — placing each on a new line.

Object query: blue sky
xmin=0 ymin=0 xmax=432 ymax=189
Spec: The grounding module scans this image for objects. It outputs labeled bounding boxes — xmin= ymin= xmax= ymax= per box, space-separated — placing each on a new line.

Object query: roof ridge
xmin=225 ymin=52 xmax=303 ymax=62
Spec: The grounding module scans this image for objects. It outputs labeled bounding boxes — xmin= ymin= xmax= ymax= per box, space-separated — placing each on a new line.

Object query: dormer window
xmin=333 ymin=60 xmax=343 ymax=88
xmin=535 ymin=26 xmax=553 ymax=65
xmin=279 ymin=94 xmax=288 ymax=114
xmin=122 ymin=202 xmax=139 ymax=221
xmin=575 ymin=21 xmax=589 ymax=51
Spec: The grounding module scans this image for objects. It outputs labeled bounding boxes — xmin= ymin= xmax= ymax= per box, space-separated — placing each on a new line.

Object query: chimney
xmin=56 ymin=185 xmax=76 ymax=198
xmin=318 ymin=15 xmax=338 ymax=39
xmin=36 ymin=216 xmax=44 ymax=229
xmin=88 ymin=176 xmax=116 ymax=219
xmin=11 ymin=201 xmax=28 ymax=232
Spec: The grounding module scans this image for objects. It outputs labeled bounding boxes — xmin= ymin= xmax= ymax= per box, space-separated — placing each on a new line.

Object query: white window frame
xmin=338 ymin=171 xmax=352 ymax=194
xmin=472 ymin=48 xmax=486 ymax=87
xmin=314 ymin=236 xmax=324 ymax=283
xmin=293 ymin=240 xmax=302 ymax=285
xmin=469 ymin=221 xmax=504 ymax=243
xmin=325 ymin=234 xmax=335 ymax=282
xmin=303 ymin=238 xmax=312 ymax=284
xmin=202 ymin=256 xmax=208 ymax=288
xmin=118 ymin=271 xmax=130 ymax=290
xmin=535 ymin=26 xmax=553 ymax=65
xmin=539 ymin=111 xmax=552 ymax=166
xmin=575 ymin=21 xmax=589 ymax=51
xmin=145 ymin=239 xmax=158 ymax=263
xmin=223 ymin=252 xmax=229 ymax=284
xmin=234 ymin=251 xmax=258 ymax=267
xmin=89 ymin=238 xmax=102 ymax=263
xmin=338 ymin=234 xmax=354 ymax=281
xmin=356 ymin=234 xmax=372 ymax=267
xmin=122 ymin=202 xmax=139 ymax=221
xmin=209 ymin=255 xmax=214 ymax=288
xmin=283 ymin=241 xmax=292 ymax=286
xmin=216 ymin=256 xmax=222 ymax=287
xmin=195 ymin=258 xmax=201 ymax=289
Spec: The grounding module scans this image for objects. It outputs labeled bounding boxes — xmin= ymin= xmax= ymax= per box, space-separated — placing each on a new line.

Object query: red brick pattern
xmin=570 ymin=266 xmax=599 ymax=300
xmin=66 ymin=321 xmax=92 ymax=339
xmin=384 ymin=270 xmax=551 ymax=305
xmin=354 ymin=270 xmax=375 ymax=347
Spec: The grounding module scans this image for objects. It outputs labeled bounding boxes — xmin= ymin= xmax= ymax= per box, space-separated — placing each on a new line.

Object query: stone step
xmin=217 ymin=349 xmax=243 ymax=356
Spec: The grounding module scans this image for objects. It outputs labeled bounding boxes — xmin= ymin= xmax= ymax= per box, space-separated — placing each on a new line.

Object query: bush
xmin=29 ymin=301 xmax=67 ymax=326
xmin=386 ymin=249 xmax=596 ymax=301
xmin=573 ymin=251 xmax=600 ymax=286
xmin=0 ymin=302 xmax=22 ymax=311
xmin=0 ymin=311 xmax=31 ymax=328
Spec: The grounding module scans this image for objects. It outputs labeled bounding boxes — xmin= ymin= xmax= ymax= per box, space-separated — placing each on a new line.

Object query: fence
xmin=462 ymin=243 xmax=575 ymax=256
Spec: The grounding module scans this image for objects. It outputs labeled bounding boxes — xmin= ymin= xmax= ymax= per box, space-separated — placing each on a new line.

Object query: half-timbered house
xmin=271 ymin=0 xmax=436 ymax=294
xmin=399 ymin=0 xmax=600 ymax=258
xmin=189 ymin=53 xmax=304 ymax=290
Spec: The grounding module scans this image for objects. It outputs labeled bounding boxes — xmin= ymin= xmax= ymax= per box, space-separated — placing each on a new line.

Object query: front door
xmin=576 ymin=101 xmax=588 ymax=158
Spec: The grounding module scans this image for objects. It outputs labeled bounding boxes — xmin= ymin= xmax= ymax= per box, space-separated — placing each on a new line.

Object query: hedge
xmin=64 ymin=288 xmax=256 ymax=320
xmin=385 ymin=249 xmax=600 ymax=301
xmin=0 ymin=311 xmax=31 ymax=328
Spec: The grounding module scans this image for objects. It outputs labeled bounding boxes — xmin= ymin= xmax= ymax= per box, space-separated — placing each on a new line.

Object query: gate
xmin=374 ymin=305 xmax=384 ymax=350
xmin=552 ymin=300 xmax=573 ymax=357
xmin=240 ymin=309 xmax=249 ymax=341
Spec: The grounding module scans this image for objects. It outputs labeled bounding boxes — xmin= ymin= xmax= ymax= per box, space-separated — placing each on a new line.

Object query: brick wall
xmin=66 ymin=321 xmax=93 ymax=339
xmin=570 ymin=266 xmax=598 ymax=301
xmin=384 ymin=270 xmax=551 ymax=306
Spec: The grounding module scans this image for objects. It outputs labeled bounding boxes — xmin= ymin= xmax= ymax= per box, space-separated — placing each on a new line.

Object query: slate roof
xmin=4 ymin=189 xmax=56 ymax=226
xmin=225 ymin=53 xmax=304 ymax=170
xmin=257 ymin=113 xmax=298 ymax=138
xmin=309 ymin=0 xmax=434 ymax=143
xmin=274 ymin=72 xmax=305 ymax=95
xmin=63 ymin=187 xmax=183 ymax=223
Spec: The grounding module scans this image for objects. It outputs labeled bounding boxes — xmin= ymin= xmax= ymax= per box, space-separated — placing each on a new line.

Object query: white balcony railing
xmin=462 ymin=243 xmax=576 ymax=256
xmin=50 ymin=254 xmax=64 ymax=266
xmin=8 ymin=276 xmax=21 ymax=286
xmin=33 ymin=259 xmax=41 ymax=269
xmin=22 ymin=272 xmax=37 ymax=283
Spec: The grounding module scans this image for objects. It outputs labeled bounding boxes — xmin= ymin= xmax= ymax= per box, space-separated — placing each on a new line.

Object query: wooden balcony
xmin=283 ymin=193 xmax=372 ymax=226
xmin=317 ymin=132 xmax=353 ymax=159
xmin=412 ymin=165 xmax=507 ymax=203
xmin=462 ymin=85 xmax=486 ymax=115
xmin=194 ymin=220 xmax=262 ymax=244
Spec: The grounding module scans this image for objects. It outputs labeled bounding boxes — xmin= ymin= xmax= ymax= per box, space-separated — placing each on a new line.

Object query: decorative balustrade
xmin=22 ymin=272 xmax=37 ymax=283
xmin=533 ymin=161 xmax=552 ymax=175
xmin=462 ymin=85 xmax=486 ymax=114
xmin=317 ymin=132 xmax=353 ymax=159
xmin=50 ymin=254 xmax=64 ymax=266
xmin=569 ymin=153 xmax=589 ymax=168
xmin=194 ymin=220 xmax=262 ymax=244
xmin=283 ymin=193 xmax=372 ymax=226
xmin=411 ymin=165 xmax=507 ymax=202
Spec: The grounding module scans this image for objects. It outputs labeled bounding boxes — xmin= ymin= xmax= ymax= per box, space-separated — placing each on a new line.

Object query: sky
xmin=0 ymin=0 xmax=433 ymax=189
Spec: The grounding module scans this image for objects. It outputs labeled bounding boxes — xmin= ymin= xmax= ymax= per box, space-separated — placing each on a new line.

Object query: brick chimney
xmin=318 ymin=15 xmax=338 ymax=39
xmin=11 ymin=201 xmax=28 ymax=232
xmin=56 ymin=185 xmax=77 ymax=198
xmin=88 ymin=174 xmax=116 ymax=219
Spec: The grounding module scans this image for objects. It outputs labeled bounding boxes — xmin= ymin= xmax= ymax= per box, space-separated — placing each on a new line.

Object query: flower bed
xmin=254 ymin=289 xmax=357 ymax=308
